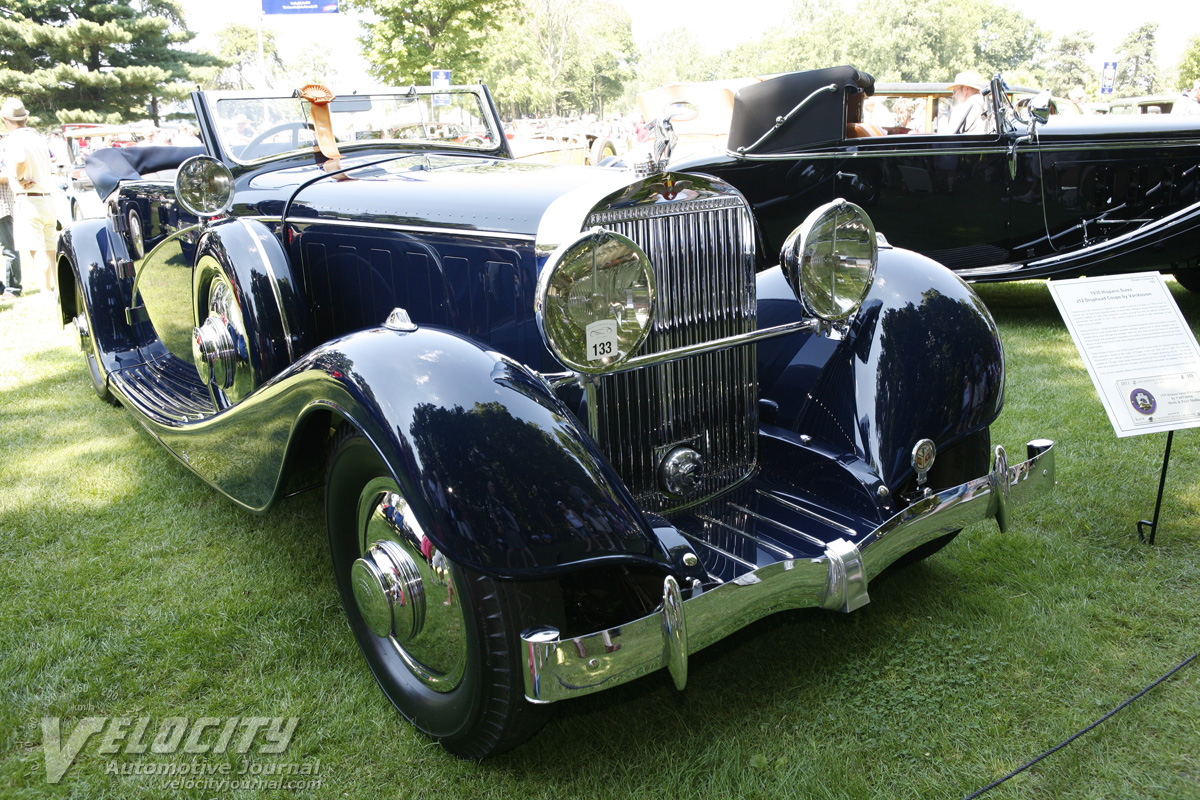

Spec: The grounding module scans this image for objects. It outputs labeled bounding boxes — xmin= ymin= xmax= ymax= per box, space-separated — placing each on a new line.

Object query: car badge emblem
xmin=646 ymin=175 xmax=693 ymax=202
xmin=911 ymin=439 xmax=936 ymax=487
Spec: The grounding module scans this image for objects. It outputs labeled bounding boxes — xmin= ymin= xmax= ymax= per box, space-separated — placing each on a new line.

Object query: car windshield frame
xmin=200 ymin=85 xmax=506 ymax=165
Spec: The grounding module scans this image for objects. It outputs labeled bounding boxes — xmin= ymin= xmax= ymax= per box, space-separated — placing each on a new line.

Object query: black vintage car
xmin=58 ymin=82 xmax=1055 ymax=757
xmin=645 ymin=66 xmax=1200 ymax=287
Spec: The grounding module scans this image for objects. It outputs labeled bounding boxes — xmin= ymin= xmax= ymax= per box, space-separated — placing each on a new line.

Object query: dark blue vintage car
xmin=58 ymin=82 xmax=1055 ymax=758
xmin=643 ymin=66 xmax=1200 ymax=287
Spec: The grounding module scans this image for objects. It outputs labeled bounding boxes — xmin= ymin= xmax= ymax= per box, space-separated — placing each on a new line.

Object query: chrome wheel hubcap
xmin=352 ymin=540 xmax=425 ymax=640
xmin=355 ymin=478 xmax=467 ymax=692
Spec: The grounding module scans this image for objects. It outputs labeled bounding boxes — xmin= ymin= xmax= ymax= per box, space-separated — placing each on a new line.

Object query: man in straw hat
xmin=941 ymin=70 xmax=991 ymax=135
xmin=2 ymin=96 xmax=57 ymax=296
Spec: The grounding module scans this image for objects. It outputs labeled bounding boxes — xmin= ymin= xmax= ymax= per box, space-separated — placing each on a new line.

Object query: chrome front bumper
xmin=522 ymin=439 xmax=1055 ymax=704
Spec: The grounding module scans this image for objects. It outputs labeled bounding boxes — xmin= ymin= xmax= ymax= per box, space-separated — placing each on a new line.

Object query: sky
xmin=178 ymin=0 xmax=1196 ymax=89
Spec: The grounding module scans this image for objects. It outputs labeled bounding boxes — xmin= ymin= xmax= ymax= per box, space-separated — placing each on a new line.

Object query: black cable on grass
xmin=962 ymin=648 xmax=1200 ymax=800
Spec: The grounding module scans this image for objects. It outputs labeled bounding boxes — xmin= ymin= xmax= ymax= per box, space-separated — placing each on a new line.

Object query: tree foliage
xmin=0 ymin=0 xmax=219 ymax=126
xmin=208 ymin=24 xmax=285 ymax=91
xmin=1114 ymin=22 xmax=1159 ymax=96
xmin=1177 ymin=34 xmax=1200 ymax=90
xmin=1044 ymin=30 xmax=1098 ymax=98
xmin=479 ymin=0 xmax=636 ymax=118
xmin=346 ymin=0 xmax=513 ymax=86
xmin=626 ymin=0 xmax=1050 ymax=91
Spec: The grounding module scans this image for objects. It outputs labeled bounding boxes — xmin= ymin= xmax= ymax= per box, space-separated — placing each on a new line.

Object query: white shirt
xmin=3 ymin=126 xmax=54 ymax=195
xmin=941 ymin=93 xmax=989 ymax=134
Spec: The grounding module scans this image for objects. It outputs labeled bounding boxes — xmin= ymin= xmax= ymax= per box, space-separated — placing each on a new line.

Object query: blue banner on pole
xmin=262 ymin=0 xmax=339 ymax=14
xmin=431 ymin=69 xmax=451 ymax=107
xmin=1101 ymin=61 xmax=1117 ymax=95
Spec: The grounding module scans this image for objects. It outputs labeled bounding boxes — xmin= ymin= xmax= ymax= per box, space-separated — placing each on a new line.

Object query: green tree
xmin=0 ymin=0 xmax=219 ymax=126
xmin=560 ymin=1 xmax=636 ymax=117
xmin=209 ymin=24 xmax=285 ymax=90
xmin=634 ymin=28 xmax=718 ymax=91
xmin=1176 ymin=34 xmax=1200 ymax=90
xmin=1044 ymin=30 xmax=1098 ymax=98
xmin=479 ymin=0 xmax=636 ymax=118
xmin=1114 ymin=22 xmax=1159 ymax=96
xmin=829 ymin=0 xmax=979 ymax=82
xmin=346 ymin=0 xmax=513 ymax=86
xmin=288 ymin=44 xmax=340 ymax=88
xmin=972 ymin=0 xmax=1049 ymax=77
xmin=716 ymin=0 xmax=843 ymax=79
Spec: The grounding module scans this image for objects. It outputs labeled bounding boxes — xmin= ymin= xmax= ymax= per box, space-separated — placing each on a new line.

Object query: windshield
xmin=207 ymin=86 xmax=501 ymax=164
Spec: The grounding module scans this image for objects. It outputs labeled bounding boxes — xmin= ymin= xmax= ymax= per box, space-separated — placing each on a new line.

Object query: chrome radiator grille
xmin=586 ymin=196 xmax=758 ymax=513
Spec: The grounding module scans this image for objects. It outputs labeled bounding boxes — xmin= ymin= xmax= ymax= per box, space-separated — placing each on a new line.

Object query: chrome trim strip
xmin=521 ymin=439 xmax=1055 ymax=704
xmin=245 ymin=215 xmax=538 ymax=242
xmin=606 ymin=319 xmax=816 ymax=374
xmin=677 ymin=529 xmax=758 ymax=571
xmin=755 ymin=489 xmax=858 ymax=539
xmin=695 ymin=511 xmax=795 ymax=559
xmin=727 ymin=136 xmax=1200 ymax=162
xmin=723 ymin=503 xmax=817 ymax=552
xmin=955 ymin=197 xmax=1200 ymax=279
xmin=239 ymin=218 xmax=295 ymax=363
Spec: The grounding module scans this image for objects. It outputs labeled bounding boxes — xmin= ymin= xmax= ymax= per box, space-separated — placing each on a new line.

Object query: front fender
xmin=851 ymin=248 xmax=1004 ymax=486
xmin=756 ymin=246 xmax=1003 ymax=490
xmin=133 ymin=324 xmax=672 ymax=580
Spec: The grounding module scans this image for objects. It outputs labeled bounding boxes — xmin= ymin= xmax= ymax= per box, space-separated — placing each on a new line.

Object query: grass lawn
xmin=1 ymin=279 xmax=1199 ymax=799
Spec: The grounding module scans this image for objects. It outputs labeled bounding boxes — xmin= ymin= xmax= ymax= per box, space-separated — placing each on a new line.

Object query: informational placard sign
xmin=1101 ymin=61 xmax=1117 ymax=95
xmin=261 ymin=0 xmax=338 ymax=13
xmin=1049 ymin=272 xmax=1200 ymax=438
xmin=431 ymin=69 xmax=451 ymax=107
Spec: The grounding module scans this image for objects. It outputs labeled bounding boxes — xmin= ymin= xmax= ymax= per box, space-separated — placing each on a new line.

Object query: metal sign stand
xmin=1137 ymin=430 xmax=1174 ymax=545
xmin=1048 ymin=274 xmax=1200 ymax=548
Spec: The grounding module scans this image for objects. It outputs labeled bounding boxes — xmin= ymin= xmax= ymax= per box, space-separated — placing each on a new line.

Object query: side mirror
xmin=1029 ymin=90 xmax=1052 ymax=125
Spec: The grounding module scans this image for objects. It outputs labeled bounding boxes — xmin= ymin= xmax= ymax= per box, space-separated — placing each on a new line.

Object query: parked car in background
xmin=507 ymin=122 xmax=618 ymax=165
xmin=1107 ymin=95 xmax=1178 ymax=115
xmin=864 ymin=81 xmax=1083 ymax=134
xmin=59 ymin=81 xmax=1055 ymax=757
xmin=60 ymin=123 xmax=157 ymax=220
xmin=638 ymin=66 xmax=1200 ymax=287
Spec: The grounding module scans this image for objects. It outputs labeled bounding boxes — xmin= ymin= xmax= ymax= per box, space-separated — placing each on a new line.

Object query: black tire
xmin=326 ymin=427 xmax=554 ymax=758
xmin=127 ymin=208 xmax=144 ymax=260
xmin=1173 ymin=270 xmax=1200 ymax=292
xmin=887 ymin=427 xmax=991 ymax=570
xmin=73 ymin=276 xmax=120 ymax=406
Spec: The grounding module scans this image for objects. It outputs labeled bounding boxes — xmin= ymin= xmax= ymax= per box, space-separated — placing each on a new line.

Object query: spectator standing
xmin=0 ymin=148 xmax=20 ymax=299
xmin=2 ymin=97 xmax=57 ymax=296
xmin=1172 ymin=80 xmax=1200 ymax=115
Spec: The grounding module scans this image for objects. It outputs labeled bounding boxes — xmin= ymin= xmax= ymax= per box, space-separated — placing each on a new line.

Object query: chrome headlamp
xmin=781 ymin=199 xmax=877 ymax=321
xmin=535 ymin=228 xmax=656 ymax=374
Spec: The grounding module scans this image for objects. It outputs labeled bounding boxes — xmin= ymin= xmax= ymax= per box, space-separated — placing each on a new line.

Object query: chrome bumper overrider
xmin=522 ymin=439 xmax=1055 ymax=704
